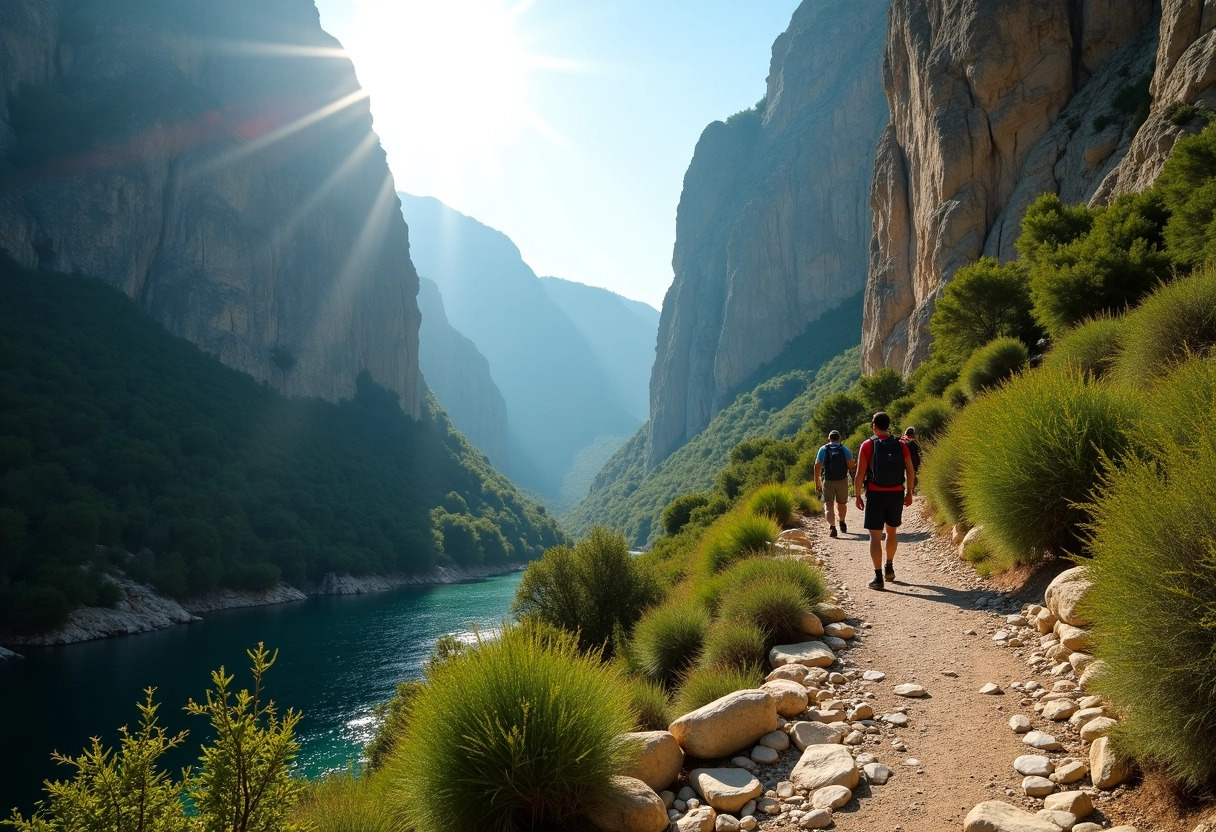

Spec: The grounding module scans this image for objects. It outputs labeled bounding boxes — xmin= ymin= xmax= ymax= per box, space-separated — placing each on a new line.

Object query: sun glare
xmin=346 ymin=0 xmax=556 ymax=193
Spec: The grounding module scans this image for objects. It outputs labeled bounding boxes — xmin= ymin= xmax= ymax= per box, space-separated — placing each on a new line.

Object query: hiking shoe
xmin=884 ymin=563 xmax=896 ymax=581
xmin=829 ymin=526 xmax=838 ymax=538
xmin=867 ymin=577 xmax=885 ymax=591
xmin=839 ymin=521 xmax=847 ymax=534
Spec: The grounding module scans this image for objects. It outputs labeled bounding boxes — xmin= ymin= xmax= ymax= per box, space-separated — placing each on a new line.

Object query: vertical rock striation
xmin=0 ymin=0 xmax=421 ymax=413
xmin=647 ymin=0 xmax=890 ymax=470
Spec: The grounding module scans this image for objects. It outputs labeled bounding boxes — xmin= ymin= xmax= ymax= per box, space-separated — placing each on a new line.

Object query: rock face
xmin=863 ymin=0 xmax=1157 ymax=374
xmin=417 ymin=278 xmax=509 ymax=469
xmin=646 ymin=0 xmax=889 ymax=468
xmin=0 ymin=0 xmax=421 ymax=413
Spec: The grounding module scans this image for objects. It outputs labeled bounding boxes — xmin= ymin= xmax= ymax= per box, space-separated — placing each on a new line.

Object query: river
xmin=0 ymin=572 xmax=523 ymax=816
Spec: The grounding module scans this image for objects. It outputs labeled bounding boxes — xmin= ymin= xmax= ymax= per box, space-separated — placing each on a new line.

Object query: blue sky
xmin=313 ymin=0 xmax=803 ymax=308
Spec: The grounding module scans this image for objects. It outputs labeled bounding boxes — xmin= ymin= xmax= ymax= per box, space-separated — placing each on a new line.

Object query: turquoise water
xmin=0 ymin=572 xmax=522 ymax=815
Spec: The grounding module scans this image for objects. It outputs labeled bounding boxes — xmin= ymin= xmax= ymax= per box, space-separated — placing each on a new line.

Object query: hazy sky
xmin=312 ymin=0 xmax=802 ymax=308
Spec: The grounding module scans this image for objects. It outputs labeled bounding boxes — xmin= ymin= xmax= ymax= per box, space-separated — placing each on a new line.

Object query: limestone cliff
xmin=0 ymin=0 xmax=421 ymax=413
xmin=863 ymin=0 xmax=1157 ymax=375
xmin=417 ymin=277 xmax=509 ymax=470
xmin=646 ymin=0 xmax=890 ymax=470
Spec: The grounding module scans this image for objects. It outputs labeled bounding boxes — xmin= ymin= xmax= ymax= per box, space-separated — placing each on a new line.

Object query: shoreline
xmin=0 ymin=563 xmax=524 ymax=653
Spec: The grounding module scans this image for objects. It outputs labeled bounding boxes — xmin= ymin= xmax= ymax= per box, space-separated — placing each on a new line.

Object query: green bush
xmin=294 ymin=771 xmax=401 ymax=832
xmin=792 ymin=485 xmax=824 ymax=516
xmin=363 ymin=681 xmax=423 ymax=773
xmin=961 ymin=336 xmax=1028 ymax=396
xmin=1112 ymin=270 xmax=1216 ymax=387
xmin=662 ymin=493 xmax=710 ymax=536
xmin=943 ymin=382 xmax=970 ymax=409
xmin=699 ymin=620 xmax=769 ymax=672
xmin=1157 ymin=124 xmax=1216 ymax=267
xmin=744 ymin=484 xmax=796 ymax=527
xmin=1040 ymin=315 xmax=1124 ymax=379
xmin=623 ymin=676 xmax=671 ymax=731
xmin=855 ymin=368 xmax=907 ymax=413
xmin=888 ymin=395 xmax=917 ymax=424
xmin=929 ymin=257 xmax=1038 ymax=363
xmin=699 ymin=512 xmax=780 ymax=574
xmin=694 ymin=557 xmax=826 ymax=614
xmin=629 ymin=601 xmax=710 ymax=685
xmin=911 ymin=359 xmax=960 ymax=398
xmin=957 ymin=368 xmax=1139 ymax=563
xmin=673 ymin=665 xmax=764 ymax=717
xmin=718 ymin=578 xmax=808 ymax=646
xmin=811 ymin=392 xmax=868 ymax=440
xmin=389 ymin=624 xmax=635 ymax=832
xmin=1138 ymin=357 xmax=1216 ymax=449
xmin=919 ymin=405 xmax=976 ymax=527
xmin=1086 ymin=432 xmax=1216 ymax=788
xmin=898 ymin=397 xmax=953 ymax=444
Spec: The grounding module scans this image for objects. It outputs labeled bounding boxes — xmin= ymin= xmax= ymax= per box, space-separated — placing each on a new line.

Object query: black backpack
xmin=822 ymin=443 xmax=848 ymax=480
xmin=906 ymin=440 xmax=921 ymax=472
xmin=869 ymin=436 xmax=906 ymax=488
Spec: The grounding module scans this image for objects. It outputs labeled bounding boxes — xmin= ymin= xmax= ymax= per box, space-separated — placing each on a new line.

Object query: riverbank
xmin=0 ymin=563 xmax=525 ymax=650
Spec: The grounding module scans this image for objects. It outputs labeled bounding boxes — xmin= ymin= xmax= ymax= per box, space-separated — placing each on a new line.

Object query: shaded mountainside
xmin=646 ymin=0 xmax=890 ymax=471
xmin=417 ymin=277 xmax=508 ymax=470
xmin=538 ymin=276 xmax=659 ymax=424
xmin=0 ymin=0 xmax=422 ymax=410
xmin=398 ymin=193 xmax=642 ymax=507
xmin=0 ymin=258 xmax=564 ymax=635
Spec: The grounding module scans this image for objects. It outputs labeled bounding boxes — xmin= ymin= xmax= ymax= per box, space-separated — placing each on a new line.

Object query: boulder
xmin=1014 ymin=755 xmax=1054 ymax=777
xmin=824 ymin=622 xmax=855 ymax=639
xmin=1068 ymin=707 xmax=1105 ymax=729
xmin=815 ymin=604 xmax=847 ymax=623
xmin=1080 ymin=716 xmax=1116 ymax=742
xmin=761 ymin=679 xmax=810 ymax=717
xmin=676 ymin=805 xmax=716 ymax=832
xmin=799 ymin=808 xmax=833 ymax=829
xmin=759 ymin=730 xmax=790 ymax=751
xmin=800 ymin=613 xmax=825 ymax=637
xmin=1068 ymin=653 xmax=1096 ymax=674
xmin=766 ymin=664 xmax=810 ymax=683
xmin=1043 ymin=790 xmax=1093 ymax=818
xmin=1050 ymin=760 xmax=1089 ymax=785
xmin=1044 ymin=567 xmax=1092 ymax=627
xmin=690 ymin=768 xmax=763 ymax=814
xmin=620 ymin=731 xmax=683 ymax=792
xmin=789 ymin=744 xmax=859 ymax=792
xmin=670 ymin=691 xmax=777 ymax=760
xmin=1090 ymin=736 xmax=1132 ymax=789
xmin=1056 ymin=623 xmax=1090 ymax=652
xmin=1042 ymin=700 xmax=1078 ymax=721
xmin=769 ymin=641 xmax=835 ymax=669
xmin=1021 ymin=776 xmax=1056 ymax=797
xmin=789 ymin=720 xmax=842 ymax=750
xmin=810 ymin=784 xmax=852 ymax=809
xmin=590 ymin=776 xmax=670 ymax=832
xmin=964 ymin=801 xmax=1065 ymax=832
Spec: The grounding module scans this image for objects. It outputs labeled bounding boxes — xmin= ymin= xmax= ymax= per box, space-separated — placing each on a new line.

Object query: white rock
xmin=810 ymin=784 xmax=851 ymax=809
xmin=1022 ymin=776 xmax=1056 ymax=797
xmin=980 ymin=683 xmax=1004 ymax=695
xmin=670 ymin=691 xmax=778 ymax=759
xmin=1077 ymin=660 xmax=1106 ymax=689
xmin=861 ymin=670 xmax=886 ymax=682
xmin=816 ymin=604 xmax=847 ymax=623
xmin=762 ymin=679 xmax=810 ymax=718
xmin=1079 ymin=716 xmax=1116 ymax=742
xmin=1049 ymin=760 xmax=1088 ymax=785
xmin=759 ymin=730 xmax=790 ymax=751
xmin=766 ymin=664 xmax=810 ymax=683
xmin=964 ymin=801 xmax=1063 ymax=832
xmin=863 ymin=762 xmax=891 ymax=785
xmin=1014 ymin=755 xmax=1055 ymax=777
xmin=1044 ymin=567 xmax=1092 ymax=627
xmin=769 ymin=641 xmax=835 ymax=669
xmin=882 ymin=712 xmax=909 ymax=727
xmin=893 ymin=683 xmax=927 ymax=698
xmin=1036 ymin=808 xmax=1078 ymax=829
xmin=1043 ymin=790 xmax=1093 ymax=818
xmin=775 ymin=782 xmax=794 ymax=799
xmin=750 ymin=746 xmax=779 ymax=765
xmin=848 ymin=703 xmax=874 ymax=720
xmin=843 ymin=730 xmax=864 ymax=745
xmin=620 ymin=731 xmax=684 ymax=792
xmin=789 ymin=721 xmax=841 ymax=750
xmin=715 ymin=815 xmax=741 ymax=832
xmin=1055 ymin=623 xmax=1089 ymax=652
xmin=690 ymin=768 xmax=764 ymax=814
xmin=824 ymin=622 xmax=854 ymax=639
xmin=1009 ymin=715 xmax=1032 ymax=734
xmin=798 ymin=808 xmax=833 ymax=829
xmin=1068 ymin=707 xmax=1104 ymax=729
xmin=1068 ymin=652 xmax=1095 ymax=674
xmin=1090 ymin=736 xmax=1132 ymax=789
xmin=789 ymin=744 xmax=859 ymax=792
xmin=1023 ymin=731 xmax=1064 ymax=751
xmin=590 ymin=776 xmax=670 ymax=832
xmin=1042 ymin=700 xmax=1077 ymax=721
xmin=1072 ymin=825 xmax=1102 ymax=832
xmin=676 ymin=805 xmax=717 ymax=832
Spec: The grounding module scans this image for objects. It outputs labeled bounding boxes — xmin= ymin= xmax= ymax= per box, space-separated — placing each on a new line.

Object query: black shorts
xmin=864 ymin=490 xmax=905 ymax=531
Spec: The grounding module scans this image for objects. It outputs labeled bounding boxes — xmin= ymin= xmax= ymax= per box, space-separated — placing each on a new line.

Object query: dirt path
xmin=749 ymin=498 xmax=1165 ymax=832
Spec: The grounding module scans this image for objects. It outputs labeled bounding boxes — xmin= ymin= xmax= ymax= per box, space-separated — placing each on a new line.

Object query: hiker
xmin=903 ymin=426 xmax=922 ymax=474
xmin=813 ymin=429 xmax=857 ymax=538
xmin=854 ymin=412 xmax=916 ymax=590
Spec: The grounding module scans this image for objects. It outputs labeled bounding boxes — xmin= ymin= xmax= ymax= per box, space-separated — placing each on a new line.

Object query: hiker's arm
xmin=813 ymin=460 xmax=823 ymax=492
xmin=854 ymin=445 xmax=867 ymax=510
xmin=903 ymin=453 xmax=916 ymax=507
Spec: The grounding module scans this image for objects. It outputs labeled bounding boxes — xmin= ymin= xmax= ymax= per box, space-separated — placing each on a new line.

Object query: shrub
xmin=1138 ymin=357 xmax=1216 ymax=449
xmin=699 ymin=620 xmax=769 ymax=672
xmin=888 ymin=395 xmax=917 ymax=424
xmin=1040 ymin=315 xmax=1124 ymax=379
xmin=673 ymin=665 xmax=765 ymax=717
xmin=961 ymin=336 xmax=1028 ymax=396
xmin=1157 ymin=124 xmax=1216 ymax=267
xmin=957 ymin=368 xmax=1139 ymax=563
xmin=919 ymin=436 xmax=967 ymax=526
xmin=699 ymin=512 xmax=780 ymax=574
xmin=898 ymin=397 xmax=953 ymax=444
xmin=929 ymin=258 xmax=1038 ymax=363
xmin=810 ymin=392 xmax=868 ymax=440
xmin=364 ymin=681 xmax=423 ymax=773
xmin=389 ymin=624 xmax=636 ymax=832
xmin=1112 ymin=270 xmax=1216 ymax=387
xmin=911 ymin=360 xmax=960 ymax=398
xmin=943 ymin=382 xmax=970 ymax=409
xmin=792 ymin=485 xmax=824 ymax=516
xmin=1164 ymin=99 xmax=1199 ymax=127
xmin=745 ymin=484 xmax=796 ymax=527
xmin=294 ymin=771 xmax=400 ymax=832
xmin=1086 ymin=433 xmax=1216 ymax=788
xmin=693 ymin=557 xmax=826 ymax=613
xmin=662 ymin=493 xmax=710 ymax=536
xmin=623 ymin=676 xmax=671 ymax=731
xmin=718 ymin=578 xmax=808 ymax=646
xmin=629 ymin=601 xmax=710 ymax=684
xmin=855 ymin=368 xmax=907 ymax=413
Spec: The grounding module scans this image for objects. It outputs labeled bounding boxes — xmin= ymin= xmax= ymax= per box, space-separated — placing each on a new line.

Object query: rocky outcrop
xmin=417 ymin=277 xmax=509 ymax=469
xmin=646 ymin=0 xmax=889 ymax=469
xmin=0 ymin=0 xmax=421 ymax=413
xmin=863 ymin=0 xmax=1156 ymax=375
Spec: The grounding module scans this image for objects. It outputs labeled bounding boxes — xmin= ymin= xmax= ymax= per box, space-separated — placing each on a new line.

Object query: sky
xmin=312 ymin=0 xmax=803 ymax=309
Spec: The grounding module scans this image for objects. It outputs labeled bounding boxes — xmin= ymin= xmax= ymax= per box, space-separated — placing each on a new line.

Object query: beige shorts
xmin=822 ymin=478 xmax=850 ymax=505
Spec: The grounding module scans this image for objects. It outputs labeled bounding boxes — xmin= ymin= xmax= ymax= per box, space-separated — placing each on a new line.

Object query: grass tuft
xmin=1113 ymin=270 xmax=1216 ymax=387
xmin=672 ymin=664 xmax=764 ymax=717
xmin=629 ymin=600 xmax=710 ymax=685
xmin=718 ymin=577 xmax=808 ymax=646
xmin=699 ymin=619 xmax=769 ymax=672
xmin=898 ymin=396 xmax=954 ymax=443
xmin=1041 ymin=314 xmax=1124 ymax=379
xmin=699 ymin=511 xmax=780 ymax=574
xmin=744 ymin=484 xmax=797 ymax=527
xmin=294 ymin=771 xmax=404 ymax=832
xmin=623 ymin=675 xmax=671 ymax=731
xmin=961 ymin=336 xmax=1029 ymax=396
xmin=693 ymin=557 xmax=827 ymax=614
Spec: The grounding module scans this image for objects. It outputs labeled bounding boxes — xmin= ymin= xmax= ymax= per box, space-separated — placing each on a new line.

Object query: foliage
xmin=693 ymin=557 xmax=826 ymax=614
xmin=363 ymin=681 xmax=423 ymax=773
xmin=919 ymin=410 xmax=975 ymax=528
xmin=810 ymin=391 xmax=869 ymax=441
xmin=1086 ymin=432 xmax=1216 ymax=789
xmin=293 ymin=771 xmax=402 ymax=832
xmin=1138 ymin=357 xmax=1216 ymax=449
xmin=897 ymin=397 xmax=953 ymax=444
xmin=910 ymin=359 xmax=960 ymax=398
xmin=1040 ymin=315 xmax=1124 ymax=379
xmin=791 ymin=485 xmax=823 ymax=516
xmin=1157 ymin=118 xmax=1216 ymax=268
xmin=1112 ymin=269 xmax=1216 ymax=387
xmin=744 ymin=484 xmax=796 ymax=527
xmin=718 ymin=578 xmax=808 ymax=647
xmin=943 ymin=382 xmax=970 ymax=410
xmin=929 ymin=258 xmax=1038 ymax=363
xmin=662 ymin=493 xmax=709 ymax=536
xmin=699 ymin=512 xmax=780 ymax=574
xmin=672 ymin=665 xmax=764 ymax=717
xmin=854 ymin=369 xmax=906 ymax=414
xmin=887 ymin=395 xmax=917 ymax=424
xmin=623 ymin=676 xmax=671 ymax=732
xmin=699 ymin=619 xmax=769 ymax=672
xmin=629 ymin=601 xmax=709 ymax=685
xmin=388 ymin=624 xmax=636 ymax=832
xmin=960 ymin=336 xmax=1029 ymax=396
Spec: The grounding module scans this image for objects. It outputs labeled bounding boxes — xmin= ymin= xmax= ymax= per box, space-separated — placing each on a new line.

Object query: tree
xmin=855 ymin=368 xmax=908 ymax=413
xmin=1157 ymin=126 xmax=1216 ymax=268
xmin=928 ymin=258 xmax=1038 ymax=363
xmin=810 ymin=392 xmax=868 ymax=439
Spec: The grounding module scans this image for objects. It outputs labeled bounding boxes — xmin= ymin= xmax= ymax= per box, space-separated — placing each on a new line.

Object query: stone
xmin=862 ymin=670 xmax=886 ymax=682
xmin=620 ymin=731 xmax=684 ymax=792
xmin=1072 ymin=825 xmax=1102 ymax=832
xmin=1080 ymin=716 xmax=1116 ymax=742
xmin=670 ymin=691 xmax=778 ymax=759
xmin=893 ymin=683 xmax=927 ymax=697
xmin=800 ymin=613 xmax=825 ymax=637
xmin=732 ymin=757 xmax=758 ymax=773
xmin=822 ymin=636 xmax=848 ymax=652
xmin=1036 ymin=809 xmax=1078 ymax=829
xmin=1042 ymin=700 xmax=1078 ymax=721
xmin=1077 ymin=695 xmax=1103 ymax=710
xmin=1023 ymin=731 xmax=1064 ymax=751
xmin=750 ymin=746 xmax=779 ymax=765
xmin=1043 ymin=790 xmax=1093 ymax=818
xmin=789 ymin=744 xmax=860 ymax=792
xmin=691 ymin=768 xmax=764 ymax=814
xmin=810 ymin=784 xmax=852 ymax=809
xmin=738 ymin=818 xmax=757 ymax=831
xmin=848 ymin=703 xmax=874 ymax=720
xmin=590 ymin=776 xmax=670 ymax=832
xmin=766 ymin=664 xmax=810 ymax=683
xmin=789 ymin=721 xmax=841 ymax=750
xmin=882 ymin=712 xmax=909 ymax=727
xmin=1045 ymin=567 xmax=1093 ymax=627
xmin=816 ymin=604 xmax=847 ymax=624
xmin=769 ymin=642 xmax=835 ymax=669
xmin=1050 ymin=760 xmax=1089 ymax=785
xmin=1014 ymin=755 xmax=1055 ymax=777
xmin=676 ymin=806 xmax=717 ymax=832
xmin=798 ymin=808 xmax=833 ymax=829
xmin=1055 ymin=623 xmax=1090 ymax=652
xmin=1068 ymin=707 xmax=1104 ymax=728
xmin=843 ymin=730 xmax=864 ymax=745
xmin=980 ymin=683 xmax=1004 ymax=695
xmin=1090 ymin=736 xmax=1132 ymax=789
xmin=1078 ymin=660 xmax=1107 ymax=689
xmin=1022 ymin=776 xmax=1056 ymax=797
xmin=824 ymin=622 xmax=855 ymax=639
xmin=759 ymin=730 xmax=790 ymax=751
xmin=1068 ymin=652 xmax=1096 ymax=674
xmin=762 ymin=680 xmax=810 ymax=718
xmin=1009 ymin=715 xmax=1032 ymax=733
xmin=715 ymin=815 xmax=740 ymax=832
xmin=964 ymin=801 xmax=1065 ymax=832
xmin=864 ymin=762 xmax=891 ymax=784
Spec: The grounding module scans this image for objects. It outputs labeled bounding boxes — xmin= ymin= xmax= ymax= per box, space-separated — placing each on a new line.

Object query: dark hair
xmin=828 ymin=430 xmax=841 ymax=441
xmin=872 ymin=412 xmax=891 ymax=431
xmin=904 ymin=426 xmax=916 ymax=437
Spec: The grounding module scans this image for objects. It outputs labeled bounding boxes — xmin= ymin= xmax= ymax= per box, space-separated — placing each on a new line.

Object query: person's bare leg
xmin=885 ymin=525 xmax=898 ymax=564
xmin=837 ymin=502 xmax=847 ymax=523
xmin=825 ymin=500 xmax=836 ymax=526
xmin=869 ymin=530 xmax=883 ymax=569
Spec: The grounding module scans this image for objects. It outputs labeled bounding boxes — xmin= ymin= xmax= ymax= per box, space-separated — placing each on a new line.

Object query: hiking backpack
xmin=822 ymin=444 xmax=848 ymax=481
xmin=869 ymin=436 xmax=906 ymax=488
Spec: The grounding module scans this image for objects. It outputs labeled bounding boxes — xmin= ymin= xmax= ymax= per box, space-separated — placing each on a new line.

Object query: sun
xmin=345 ymin=0 xmax=549 ymax=193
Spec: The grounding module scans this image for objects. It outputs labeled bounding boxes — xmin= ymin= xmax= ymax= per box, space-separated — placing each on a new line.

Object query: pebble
xmin=861 ymin=670 xmax=886 ymax=682
xmin=1023 ymin=730 xmax=1064 ymax=751
xmin=893 ymin=683 xmax=927 ymax=698
xmin=1043 ymin=699 xmax=1078 ymax=721
xmin=751 ymin=746 xmax=779 ymax=765
xmin=1021 ymin=775 xmax=1056 ymax=797
xmin=716 ymin=815 xmax=741 ymax=832
xmin=979 ymin=682 xmax=1003 ymax=695
xmin=733 ymin=756 xmax=758 ymax=773
xmin=810 ymin=784 xmax=852 ymax=810
xmin=863 ymin=762 xmax=891 ymax=785
xmin=904 ymin=758 xmax=919 ymax=766
xmin=798 ymin=808 xmax=832 ymax=829
xmin=882 ymin=712 xmax=909 ymax=727
xmin=1050 ymin=760 xmax=1089 ymax=785
xmin=1009 ymin=715 xmax=1031 ymax=733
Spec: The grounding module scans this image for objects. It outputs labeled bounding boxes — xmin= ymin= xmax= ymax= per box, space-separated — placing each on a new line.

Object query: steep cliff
xmin=863 ymin=0 xmax=1158 ymax=375
xmin=646 ymin=0 xmax=890 ymax=470
xmin=417 ymin=278 xmax=509 ymax=470
xmin=0 ymin=0 xmax=420 ymax=413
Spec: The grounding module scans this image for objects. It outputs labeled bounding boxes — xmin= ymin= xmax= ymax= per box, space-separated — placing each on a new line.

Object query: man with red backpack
xmin=854 ymin=412 xmax=916 ymax=590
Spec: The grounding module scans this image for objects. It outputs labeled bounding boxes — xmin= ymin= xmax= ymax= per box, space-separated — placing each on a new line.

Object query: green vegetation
xmin=744 ymin=484 xmax=797 ymax=527
xmin=699 ymin=511 xmax=780 ymax=574
xmin=960 ymin=336 xmax=1029 ymax=396
xmin=1040 ymin=315 xmax=1124 ymax=378
xmin=929 ymin=258 xmax=1038 ymax=363
xmin=0 ymin=259 xmax=564 ymax=632
xmin=718 ymin=578 xmax=806 ymax=646
xmin=673 ymin=664 xmax=764 ymax=716
xmin=295 ymin=771 xmax=401 ymax=832
xmin=628 ymin=600 xmax=709 ymax=685
xmin=898 ymin=397 xmax=952 ymax=443
xmin=1112 ymin=269 xmax=1216 ymax=387
xmin=623 ymin=677 xmax=671 ymax=732
xmin=699 ymin=619 xmax=769 ymax=672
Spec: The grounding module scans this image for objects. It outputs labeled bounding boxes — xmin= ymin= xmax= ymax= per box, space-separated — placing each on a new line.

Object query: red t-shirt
xmin=857 ymin=436 xmax=911 ymax=492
